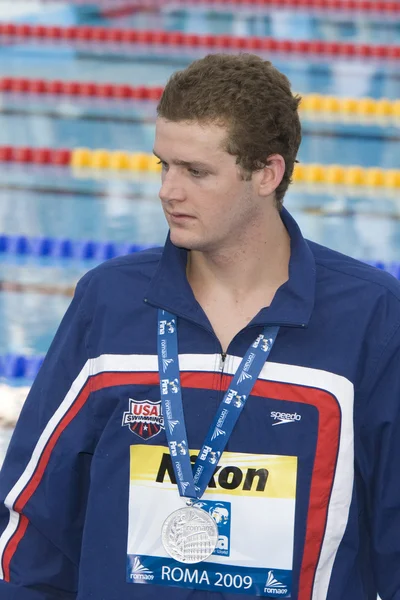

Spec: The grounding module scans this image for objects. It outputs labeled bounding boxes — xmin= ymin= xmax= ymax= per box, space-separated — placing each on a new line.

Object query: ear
xmin=255 ymin=154 xmax=286 ymax=197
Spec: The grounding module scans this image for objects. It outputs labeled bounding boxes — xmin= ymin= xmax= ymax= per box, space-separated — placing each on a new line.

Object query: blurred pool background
xmin=0 ymin=0 xmax=399 ymax=470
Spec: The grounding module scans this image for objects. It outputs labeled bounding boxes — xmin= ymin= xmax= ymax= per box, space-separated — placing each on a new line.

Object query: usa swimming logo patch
xmin=122 ymin=399 xmax=164 ymax=440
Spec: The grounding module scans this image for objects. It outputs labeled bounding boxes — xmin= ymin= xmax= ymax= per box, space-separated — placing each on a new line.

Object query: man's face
xmin=154 ymin=118 xmax=264 ymax=254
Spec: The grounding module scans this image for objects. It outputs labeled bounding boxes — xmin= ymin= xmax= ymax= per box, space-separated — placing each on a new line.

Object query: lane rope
xmin=37 ymin=0 xmax=400 ymax=14
xmin=0 ymin=355 xmax=44 ymax=380
xmin=1 ymin=147 xmax=399 ymax=188
xmin=0 ymin=23 xmax=399 ymax=60
xmin=0 ymin=280 xmax=74 ymax=297
xmin=0 ymin=78 xmax=164 ymax=100
xmin=0 ymin=234 xmax=152 ymax=260
xmin=1 ymin=78 xmax=400 ymax=122
xmin=163 ymin=0 xmax=400 ymax=12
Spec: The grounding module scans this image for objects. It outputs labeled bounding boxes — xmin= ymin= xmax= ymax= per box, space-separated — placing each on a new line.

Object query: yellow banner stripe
xmin=130 ymin=445 xmax=297 ymax=500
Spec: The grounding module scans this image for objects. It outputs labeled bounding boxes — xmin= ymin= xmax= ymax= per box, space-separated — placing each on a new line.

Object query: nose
xmin=159 ymin=169 xmax=186 ymax=204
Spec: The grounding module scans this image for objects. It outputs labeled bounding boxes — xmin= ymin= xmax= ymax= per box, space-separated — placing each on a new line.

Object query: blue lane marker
xmin=0 ymin=234 xmax=153 ymax=261
xmin=0 ymin=354 xmax=44 ymax=380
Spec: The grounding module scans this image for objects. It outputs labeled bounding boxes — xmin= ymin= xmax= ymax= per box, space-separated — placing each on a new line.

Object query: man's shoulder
xmin=308 ymin=239 xmax=400 ymax=302
xmin=94 ymin=246 xmax=163 ymax=271
xmin=78 ymin=246 xmax=164 ymax=292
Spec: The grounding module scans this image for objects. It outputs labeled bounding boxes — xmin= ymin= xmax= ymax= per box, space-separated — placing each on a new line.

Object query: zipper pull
xmin=219 ymin=352 xmax=226 ymax=371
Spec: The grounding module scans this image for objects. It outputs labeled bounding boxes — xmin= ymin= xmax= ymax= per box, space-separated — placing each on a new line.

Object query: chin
xmin=169 ymin=229 xmax=205 ymax=251
xmin=169 ymin=230 xmax=195 ymax=250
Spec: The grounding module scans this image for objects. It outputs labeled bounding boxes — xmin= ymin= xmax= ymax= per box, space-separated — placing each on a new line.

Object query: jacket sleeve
xmin=0 ymin=272 xmax=95 ymax=599
xmin=357 ymin=323 xmax=400 ymax=600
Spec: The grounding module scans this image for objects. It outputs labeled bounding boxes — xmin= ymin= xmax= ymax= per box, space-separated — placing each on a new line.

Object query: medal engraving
xmin=162 ymin=506 xmax=218 ymax=564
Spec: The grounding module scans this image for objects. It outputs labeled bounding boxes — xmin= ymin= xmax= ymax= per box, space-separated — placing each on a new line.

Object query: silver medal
xmin=161 ymin=506 xmax=219 ymax=564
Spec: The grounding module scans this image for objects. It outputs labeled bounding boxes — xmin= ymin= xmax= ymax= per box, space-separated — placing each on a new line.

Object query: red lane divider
xmin=173 ymin=0 xmax=400 ymax=11
xmin=36 ymin=0 xmax=400 ymax=13
xmin=0 ymin=24 xmax=399 ymax=59
xmin=0 ymin=78 xmax=164 ymax=100
xmin=0 ymin=146 xmax=71 ymax=166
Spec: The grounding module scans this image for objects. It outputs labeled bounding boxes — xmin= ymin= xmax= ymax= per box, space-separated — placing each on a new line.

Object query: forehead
xmin=154 ymin=118 xmax=229 ymax=159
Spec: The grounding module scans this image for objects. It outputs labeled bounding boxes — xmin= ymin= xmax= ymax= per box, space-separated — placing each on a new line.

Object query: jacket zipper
xmin=220 ymin=351 xmax=227 ymax=370
xmin=217 ymin=351 xmax=227 ymax=403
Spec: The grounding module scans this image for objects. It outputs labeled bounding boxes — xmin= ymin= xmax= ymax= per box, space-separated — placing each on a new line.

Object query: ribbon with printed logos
xmin=157 ymin=309 xmax=279 ymax=500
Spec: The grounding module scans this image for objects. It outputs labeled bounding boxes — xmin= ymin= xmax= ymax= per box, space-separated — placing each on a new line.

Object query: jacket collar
xmin=144 ymin=208 xmax=315 ymax=329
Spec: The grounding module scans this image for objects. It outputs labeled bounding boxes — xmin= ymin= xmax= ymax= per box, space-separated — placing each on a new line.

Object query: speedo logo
xmin=270 ymin=411 xmax=301 ymax=426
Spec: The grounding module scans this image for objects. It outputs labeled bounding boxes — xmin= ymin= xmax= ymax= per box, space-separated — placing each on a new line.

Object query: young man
xmin=0 ymin=53 xmax=399 ymax=600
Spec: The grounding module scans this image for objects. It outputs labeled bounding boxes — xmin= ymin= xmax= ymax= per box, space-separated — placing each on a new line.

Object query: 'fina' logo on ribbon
xmin=224 ymin=389 xmax=247 ymax=408
xmin=252 ymin=334 xmax=274 ymax=353
xmin=161 ymin=378 xmax=180 ymax=395
xmin=159 ymin=319 xmax=176 ymax=335
xmin=170 ymin=440 xmax=187 ymax=457
xmin=262 ymin=338 xmax=273 ymax=352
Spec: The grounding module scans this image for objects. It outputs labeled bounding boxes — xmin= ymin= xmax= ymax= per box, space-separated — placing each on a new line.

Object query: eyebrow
xmin=152 ymin=150 xmax=212 ymax=170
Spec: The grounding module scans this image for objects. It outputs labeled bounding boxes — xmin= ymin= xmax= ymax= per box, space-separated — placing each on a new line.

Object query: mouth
xmin=167 ymin=212 xmax=196 ymax=222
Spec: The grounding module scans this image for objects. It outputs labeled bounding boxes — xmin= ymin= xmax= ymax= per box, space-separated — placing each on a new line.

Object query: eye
xmin=156 ymin=160 xmax=168 ymax=171
xmin=189 ymin=168 xmax=205 ymax=178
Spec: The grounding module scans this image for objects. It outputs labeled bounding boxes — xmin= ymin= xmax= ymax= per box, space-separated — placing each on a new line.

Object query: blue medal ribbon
xmin=157 ymin=309 xmax=279 ymax=500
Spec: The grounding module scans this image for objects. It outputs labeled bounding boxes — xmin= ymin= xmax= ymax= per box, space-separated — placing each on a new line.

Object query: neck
xmin=187 ymin=209 xmax=290 ymax=300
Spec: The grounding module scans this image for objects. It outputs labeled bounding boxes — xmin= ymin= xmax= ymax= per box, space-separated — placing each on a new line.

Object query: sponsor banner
xmin=127 ymin=554 xmax=292 ymax=597
xmin=129 ymin=444 xmax=297 ymax=499
xmin=127 ymin=445 xmax=297 ymax=596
